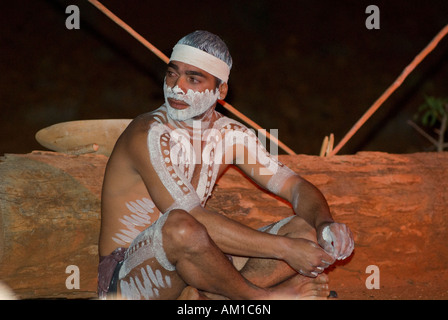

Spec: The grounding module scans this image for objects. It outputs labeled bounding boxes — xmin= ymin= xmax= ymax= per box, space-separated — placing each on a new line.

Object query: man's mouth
xmin=168 ymin=98 xmax=190 ymax=110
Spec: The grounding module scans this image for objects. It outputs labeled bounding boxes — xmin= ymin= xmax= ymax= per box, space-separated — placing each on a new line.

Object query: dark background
xmin=1 ymin=0 xmax=447 ymax=156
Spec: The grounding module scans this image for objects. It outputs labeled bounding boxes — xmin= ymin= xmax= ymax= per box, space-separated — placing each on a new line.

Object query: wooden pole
xmin=87 ymin=0 xmax=296 ymax=155
xmin=331 ymin=24 xmax=448 ymax=156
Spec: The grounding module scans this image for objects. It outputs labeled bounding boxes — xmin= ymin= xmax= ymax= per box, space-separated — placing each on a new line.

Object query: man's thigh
xmin=116 ymin=212 xmax=185 ymax=300
xmin=118 ymin=256 xmax=185 ymax=300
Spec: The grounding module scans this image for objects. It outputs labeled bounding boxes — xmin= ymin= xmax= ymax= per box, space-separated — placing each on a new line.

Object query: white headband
xmin=169 ymin=44 xmax=230 ymax=83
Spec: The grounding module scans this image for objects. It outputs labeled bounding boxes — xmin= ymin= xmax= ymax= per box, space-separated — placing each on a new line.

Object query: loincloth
xmin=97 ymin=247 xmax=126 ymax=299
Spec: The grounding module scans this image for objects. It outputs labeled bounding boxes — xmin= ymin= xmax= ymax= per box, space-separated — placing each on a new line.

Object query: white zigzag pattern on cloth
xmin=119 ymin=265 xmax=172 ymax=300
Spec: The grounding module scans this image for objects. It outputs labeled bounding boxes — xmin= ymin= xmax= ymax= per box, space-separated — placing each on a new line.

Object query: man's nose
xmin=174 ymin=76 xmax=188 ymax=93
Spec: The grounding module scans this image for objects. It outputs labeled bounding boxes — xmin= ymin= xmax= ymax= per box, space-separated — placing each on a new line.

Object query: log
xmin=0 ymin=151 xmax=447 ymax=299
xmin=0 ymin=152 xmax=107 ymax=299
xmin=208 ymin=152 xmax=448 ymax=299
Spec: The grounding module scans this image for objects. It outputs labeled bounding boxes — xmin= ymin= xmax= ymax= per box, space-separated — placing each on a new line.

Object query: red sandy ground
xmin=328 ymin=260 xmax=448 ymax=300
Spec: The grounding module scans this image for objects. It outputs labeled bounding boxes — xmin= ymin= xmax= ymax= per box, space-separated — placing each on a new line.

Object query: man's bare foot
xmin=177 ymin=286 xmax=209 ymax=300
xmin=177 ymin=275 xmax=331 ymax=300
xmin=268 ymin=273 xmax=330 ymax=300
xmin=177 ymin=286 xmax=200 ymax=300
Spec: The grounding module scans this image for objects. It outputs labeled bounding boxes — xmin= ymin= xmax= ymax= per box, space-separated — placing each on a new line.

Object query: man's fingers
xmin=321 ymin=246 xmax=336 ymax=264
xmin=325 ymin=224 xmax=355 ymax=261
xmin=322 ymin=242 xmax=335 ymax=256
xmin=334 ymin=228 xmax=346 ymax=259
xmin=336 ymin=227 xmax=354 ymax=260
xmin=299 ymin=268 xmax=318 ymax=278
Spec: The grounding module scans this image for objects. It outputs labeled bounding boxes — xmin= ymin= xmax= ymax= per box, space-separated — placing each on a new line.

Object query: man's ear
xmin=218 ymin=82 xmax=228 ymax=100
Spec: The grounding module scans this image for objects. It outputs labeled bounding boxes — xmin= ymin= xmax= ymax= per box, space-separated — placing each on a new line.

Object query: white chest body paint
xmin=113 ymin=106 xmax=296 ymax=246
xmin=112 ymin=197 xmax=158 ymax=246
xmin=147 ymin=106 xmax=223 ymax=209
xmin=113 ymin=106 xmax=298 ymax=299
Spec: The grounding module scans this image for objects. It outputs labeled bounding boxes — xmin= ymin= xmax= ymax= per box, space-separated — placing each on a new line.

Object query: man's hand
xmin=317 ymin=222 xmax=354 ymax=261
xmin=282 ymin=238 xmax=335 ymax=277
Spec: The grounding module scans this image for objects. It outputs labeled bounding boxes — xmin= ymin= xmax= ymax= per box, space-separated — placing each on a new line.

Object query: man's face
xmin=166 ymin=61 xmax=217 ymax=92
xmin=164 ymin=61 xmax=228 ymax=121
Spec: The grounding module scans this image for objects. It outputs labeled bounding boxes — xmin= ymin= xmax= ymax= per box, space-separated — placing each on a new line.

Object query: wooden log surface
xmin=0 ymin=151 xmax=447 ymax=299
xmin=209 ymin=152 xmax=448 ymax=299
xmin=0 ymin=152 xmax=107 ymax=299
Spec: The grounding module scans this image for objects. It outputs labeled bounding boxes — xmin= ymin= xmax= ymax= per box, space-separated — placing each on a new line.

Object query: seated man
xmin=98 ymin=30 xmax=354 ymax=300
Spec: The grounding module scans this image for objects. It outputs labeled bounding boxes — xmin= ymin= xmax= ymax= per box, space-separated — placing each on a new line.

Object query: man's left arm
xmin=279 ymin=174 xmax=354 ymax=260
xmin=233 ymin=128 xmax=354 ymax=260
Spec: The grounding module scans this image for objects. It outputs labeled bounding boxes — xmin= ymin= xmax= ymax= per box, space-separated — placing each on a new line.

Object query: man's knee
xmin=163 ymin=209 xmax=211 ymax=253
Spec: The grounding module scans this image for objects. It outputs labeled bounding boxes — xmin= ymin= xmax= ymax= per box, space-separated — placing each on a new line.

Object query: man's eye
xmin=188 ymin=77 xmax=200 ymax=84
xmin=166 ymin=71 xmax=177 ymax=77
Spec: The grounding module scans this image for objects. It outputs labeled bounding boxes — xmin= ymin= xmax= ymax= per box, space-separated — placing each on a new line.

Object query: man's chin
xmin=166 ymin=106 xmax=190 ymax=121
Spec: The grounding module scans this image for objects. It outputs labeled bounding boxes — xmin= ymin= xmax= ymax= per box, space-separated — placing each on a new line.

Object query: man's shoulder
xmin=212 ymin=115 xmax=260 ymax=143
xmin=213 ymin=113 xmax=249 ymax=132
xmin=110 ymin=107 xmax=165 ymax=152
xmin=126 ymin=107 xmax=168 ymax=134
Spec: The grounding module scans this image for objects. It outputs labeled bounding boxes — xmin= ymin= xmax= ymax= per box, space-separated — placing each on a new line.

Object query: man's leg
xmin=117 ymin=209 xmax=268 ymax=300
xmin=161 ymin=209 xmax=269 ymax=299
xmin=116 ymin=210 xmax=184 ymax=299
xmin=117 ymin=209 xmax=330 ymax=300
xmin=234 ymin=215 xmax=330 ymax=297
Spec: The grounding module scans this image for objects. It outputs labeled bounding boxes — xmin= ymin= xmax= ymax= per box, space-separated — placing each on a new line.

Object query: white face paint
xmin=163 ymin=81 xmax=220 ymax=121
